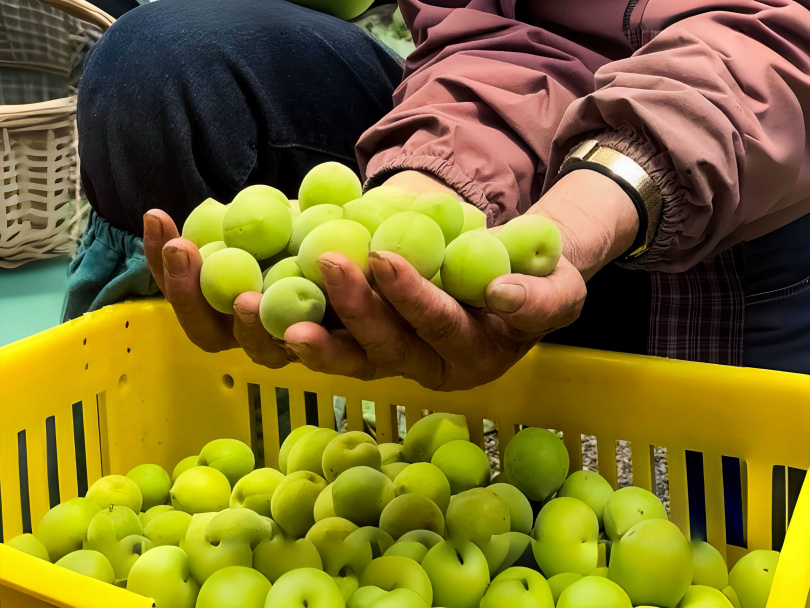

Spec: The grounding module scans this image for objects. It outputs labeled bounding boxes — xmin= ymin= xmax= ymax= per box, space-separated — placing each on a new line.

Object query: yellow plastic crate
xmin=0 ymin=299 xmax=808 ymax=607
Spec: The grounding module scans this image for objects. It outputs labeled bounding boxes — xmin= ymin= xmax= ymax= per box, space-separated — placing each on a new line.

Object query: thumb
xmin=485 ymin=257 xmax=586 ymax=335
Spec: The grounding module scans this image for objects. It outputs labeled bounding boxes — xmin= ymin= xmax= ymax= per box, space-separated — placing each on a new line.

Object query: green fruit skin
xmin=430 ymin=439 xmax=490 ymax=494
xmin=410 ymin=192 xmax=464 ymax=243
xmin=480 ymin=566 xmax=555 ymax=608
xmin=259 ymin=276 xmax=326 ymax=340
xmin=677 ymin=585 xmax=735 ymax=608
xmin=393 ymin=462 xmax=451 ymax=514
xmin=182 ymin=198 xmax=228 ymax=247
xmin=6 ymin=533 xmax=50 ymax=561
xmin=297 ymin=219 xmax=372 ymax=289
xmin=343 ymin=197 xmax=400 ymax=235
xmin=143 ymin=510 xmax=192 ymax=546
xmin=361 ymin=186 xmax=416 ymax=211
xmin=370 ymin=211 xmax=446 ymax=279
xmin=298 ymin=162 xmax=363 ymax=210
xmin=422 ymin=540 xmax=490 ymax=608
xmin=332 ymin=466 xmax=396 ymax=527
xmin=607 ymin=519 xmax=693 ymax=608
xmin=346 ymin=526 xmax=395 ymax=558
xmin=503 ymin=427 xmax=569 ymax=502
xmin=270 ymin=470 xmax=328 ymax=538
xmin=459 ymin=202 xmax=487 ymax=233
xmin=263 ymin=567 xmax=346 ymax=607
xmin=263 ymin=257 xmax=304 ymax=291
xmin=253 ymin=537 xmax=323 ymax=583
xmin=379 ymin=494 xmax=445 ymax=540
xmin=728 ymin=550 xmax=779 ymax=608
xmin=723 ymin=586 xmax=743 ymax=608
xmin=314 ymin=484 xmax=336 ymax=521
xmin=322 ymin=431 xmax=382 ymax=483
xmin=489 ymin=483 xmax=534 ymax=534
xmin=200 ymin=240 xmax=228 ymax=261
xmin=557 ymin=576 xmax=633 ymax=608
xmin=86 ymin=474 xmax=144 ymax=512
xmin=495 ymin=214 xmax=562 ymax=277
xmin=691 ymin=541 xmax=730 ymax=589
xmin=34 ymin=497 xmax=101 ymax=562
xmin=172 ymin=456 xmax=199 ymax=483
xmin=140 ymin=505 xmax=174 ymax=528
xmin=55 ymin=549 xmax=115 ymax=584
xmin=532 ymin=497 xmax=599 ymax=578
xmin=385 ymin=540 xmax=430 ymax=563
xmin=557 ymin=470 xmax=615 ymax=529
xmin=222 ymin=186 xmax=293 ymax=260
xmin=359 ymin=556 xmax=434 ymax=606
xmin=382 ymin=462 xmax=410 ymax=481
xmin=402 ymin=413 xmax=469 ymax=463
xmin=230 ymin=467 xmax=286 ymax=517
xmin=200 ymin=248 xmax=263 ymax=314
xmin=288 ymin=204 xmax=345 ymax=255
xmin=170 ymin=466 xmax=232 ymax=514
xmin=440 ymin=230 xmax=511 ymax=307
xmin=196 ymin=566 xmax=271 ymax=608
xmin=445 ymin=488 xmax=510 ymax=544
xmin=126 ymin=463 xmax=172 ymax=511
xmin=478 ymin=531 xmax=533 ymax=577
xmin=279 ymin=425 xmax=318 ymax=474
xmin=286 ymin=427 xmax=340 ymax=478
xmin=126 ymin=545 xmax=199 ymax=608
xmin=548 ymin=573 xmax=583 ymax=604
xmin=603 ymin=486 xmax=668 ymax=541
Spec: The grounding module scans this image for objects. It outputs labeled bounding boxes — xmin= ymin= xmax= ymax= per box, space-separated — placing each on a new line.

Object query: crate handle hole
xmin=223 ymin=374 xmax=235 ymax=389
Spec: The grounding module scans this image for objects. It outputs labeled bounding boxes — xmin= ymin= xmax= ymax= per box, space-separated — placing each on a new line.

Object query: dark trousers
xmin=77 ymin=0 xmax=810 ymax=375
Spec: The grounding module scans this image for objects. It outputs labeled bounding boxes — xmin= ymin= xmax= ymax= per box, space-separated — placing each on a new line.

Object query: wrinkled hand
xmin=143 ymin=210 xmax=293 ymax=368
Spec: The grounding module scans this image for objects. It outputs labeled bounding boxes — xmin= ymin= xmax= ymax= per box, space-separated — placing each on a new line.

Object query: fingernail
xmin=235 ymin=305 xmax=257 ymax=325
xmin=318 ymin=258 xmax=345 ymax=286
xmin=368 ymin=251 xmax=397 ymax=282
xmin=488 ymin=284 xmax=525 ymax=313
xmin=144 ymin=213 xmax=162 ymax=239
xmin=164 ymin=247 xmax=189 ymax=277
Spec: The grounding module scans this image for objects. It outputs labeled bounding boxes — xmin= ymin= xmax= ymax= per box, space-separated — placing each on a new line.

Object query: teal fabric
xmin=62 ymin=211 xmax=159 ymax=321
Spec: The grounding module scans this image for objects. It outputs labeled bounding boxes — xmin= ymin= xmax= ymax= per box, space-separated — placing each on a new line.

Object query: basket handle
xmin=39 ymin=0 xmax=115 ymax=31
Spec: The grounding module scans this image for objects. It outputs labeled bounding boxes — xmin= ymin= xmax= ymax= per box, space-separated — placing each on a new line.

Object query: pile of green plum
xmin=4 ymin=414 xmax=779 ymax=608
xmin=181 ymin=161 xmax=563 ymax=339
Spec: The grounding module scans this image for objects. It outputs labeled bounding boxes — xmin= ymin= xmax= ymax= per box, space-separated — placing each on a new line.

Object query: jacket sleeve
xmin=544 ymin=0 xmax=810 ymax=271
xmin=354 ymin=0 xmax=608 ymax=226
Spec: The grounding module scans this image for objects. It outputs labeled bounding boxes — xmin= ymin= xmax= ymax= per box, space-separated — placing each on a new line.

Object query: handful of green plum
xmin=180 ymin=161 xmax=563 ymax=340
xmin=4 ymin=413 xmax=778 ymax=608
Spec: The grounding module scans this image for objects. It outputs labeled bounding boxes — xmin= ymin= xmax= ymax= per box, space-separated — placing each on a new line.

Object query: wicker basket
xmin=0 ymin=0 xmax=114 ymax=268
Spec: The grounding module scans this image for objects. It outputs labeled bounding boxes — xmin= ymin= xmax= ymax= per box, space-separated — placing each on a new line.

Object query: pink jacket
xmin=356 ymin=0 xmax=810 ymax=271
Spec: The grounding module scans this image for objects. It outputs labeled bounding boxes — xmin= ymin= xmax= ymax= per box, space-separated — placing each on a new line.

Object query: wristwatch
xmin=557 ymin=139 xmax=662 ymax=260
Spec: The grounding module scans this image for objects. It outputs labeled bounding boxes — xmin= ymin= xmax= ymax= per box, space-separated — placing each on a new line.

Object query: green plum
xmin=360 ymin=186 xmax=415 ymax=211
xmin=480 ymin=566 xmax=555 ymax=608
xmin=402 ymin=412 xmax=469 ymax=463
xmin=287 ymin=427 xmax=340 ymax=477
xmin=55 ymin=549 xmax=115 ymax=584
xmin=532 ymin=497 xmax=599 ymax=577
xmin=422 ymin=540 xmax=490 ymax=608
xmin=172 ymin=456 xmax=199 ymax=482
xmin=140 ymin=505 xmax=174 ymax=528
xmin=446 ymin=487 xmax=510 ymax=544
xmin=182 ymin=198 xmax=228 ymax=247
xmin=253 ymin=536 xmax=323 ymax=583
xmin=197 ymin=438 xmax=255 ymax=488
xmin=692 ymin=541 xmax=729 ymax=589
xmin=370 ymin=211 xmax=445 ymax=279
xmin=547 ymin=573 xmax=583 ymax=604
xmin=144 ymin=510 xmax=192 ymax=546
xmin=196 ymin=565 xmax=271 ymax=608
xmin=477 ymin=531 xmax=533 ymax=577
xmin=495 ymin=214 xmax=562 ymax=277
xmin=271 ymin=470 xmax=328 ymax=538
xmin=288 ymin=204 xmax=344 ymax=255
xmin=314 ymin=484 xmax=337 ymax=521
xmin=441 ymin=230 xmax=511 ymax=307
xmin=264 ymin=568 xmax=346 ymax=607
xmin=333 ymin=571 xmax=361 ymax=601
xmin=557 ymin=470 xmax=614 ymax=529
xmin=503 ymin=427 xmax=569 ymax=502
xmin=322 ymin=431 xmax=381 ymax=483
xmin=459 ymin=202 xmax=487 ymax=233
xmin=350 ymin=587 xmax=429 ymax=608
xmin=86 ymin=474 xmax=143 ymax=512
xmin=608 ymin=519 xmax=693 ymax=608
xmin=298 ymin=162 xmax=363 ymax=210
xmin=230 ymin=467 xmax=285 ymax=517
xmin=223 ymin=185 xmax=293 ymax=260
xmin=360 ymin=556 xmax=433 ymax=606
xmin=260 ymin=276 xmax=326 ymax=339
xmin=305 ymin=516 xmax=360 ymax=572
xmin=379 ymin=494 xmax=445 ymax=539
xmin=379 ymin=443 xmax=405 ymax=466
xmin=384 ymin=541 xmax=430 ymax=563
xmin=678 ymin=585 xmax=735 ymax=607
xmin=170 ymin=466 xmax=231 ymax=514
xmin=279 ymin=425 xmax=318 ymax=474
xmin=410 ymin=192 xmax=464 ymax=243
xmin=200 ymin=248 xmax=263 ymax=314
xmin=723 ymin=586 xmax=743 ymax=608
xmin=393 ymin=462 xmax=451 ymax=513
xmin=200 ymin=240 xmax=228 ymax=261
xmin=126 ymin=464 xmax=171 ymax=511
xmin=728 ymin=550 xmax=779 ymax=608
xmin=34 ymin=497 xmax=100 ymax=561
xmin=332 ymin=466 xmax=395 ymax=527
xmin=263 ymin=257 xmax=304 ymax=290
xmin=343 ymin=197 xmax=400 ymax=235
xmin=430 ymin=440 xmax=490 ymax=494
xmin=297 ymin=219 xmax=372 ymax=288
xmin=382 ymin=462 xmax=410 ymax=480
xmin=126 ymin=545 xmax=199 ymax=608
xmin=603 ymin=486 xmax=668 ymax=541
xmin=5 ymin=533 xmax=49 ymax=561
xmin=398 ymin=529 xmax=444 ymax=549
xmin=489 ymin=483 xmax=534 ymax=534
xmin=557 ymin=576 xmax=633 ymax=608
